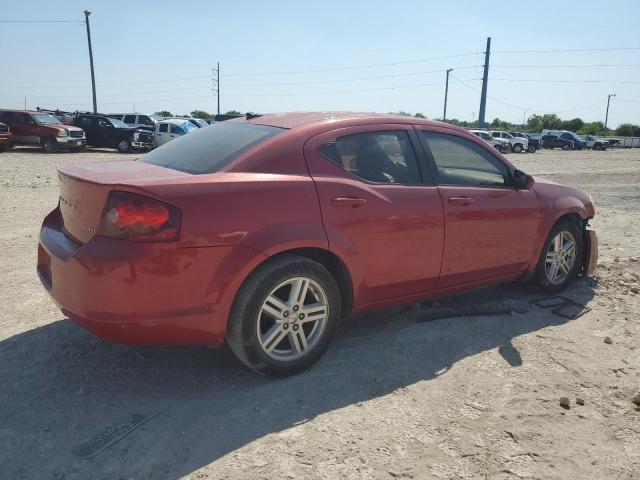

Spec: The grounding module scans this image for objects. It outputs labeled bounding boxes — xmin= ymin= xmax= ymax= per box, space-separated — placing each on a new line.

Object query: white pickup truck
xmin=490 ymin=131 xmax=529 ymax=153
xmin=469 ymin=130 xmax=511 ymax=154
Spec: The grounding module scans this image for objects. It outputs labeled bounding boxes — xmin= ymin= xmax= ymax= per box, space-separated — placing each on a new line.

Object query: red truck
xmin=0 ymin=110 xmax=86 ymax=153
xmin=0 ymin=122 xmax=13 ymax=152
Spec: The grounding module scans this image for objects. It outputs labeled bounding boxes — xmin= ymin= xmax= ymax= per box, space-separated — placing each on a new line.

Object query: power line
xmin=490 ymin=78 xmax=640 ymax=84
xmin=0 ymin=20 xmax=83 ymax=23
xmin=221 ymin=52 xmax=482 ymax=76
xmin=492 ymin=47 xmax=640 ymax=54
xmin=491 ymin=64 xmax=640 ymax=69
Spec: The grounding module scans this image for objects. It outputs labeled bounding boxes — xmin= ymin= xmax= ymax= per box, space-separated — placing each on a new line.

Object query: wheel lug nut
xmin=283 ymin=323 xmax=289 ymax=330
xmin=299 ymin=313 xmax=305 ymax=320
xmin=293 ymin=324 xmax=299 ymax=331
xmin=283 ymin=311 xmax=289 ymax=317
xmin=293 ymin=305 xmax=299 ymax=312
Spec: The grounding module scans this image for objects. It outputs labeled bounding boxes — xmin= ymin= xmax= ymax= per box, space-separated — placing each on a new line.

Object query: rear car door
xmin=416 ymin=128 xmax=541 ymax=288
xmin=76 ymin=116 xmax=98 ymax=145
xmin=304 ymin=124 xmax=444 ymax=303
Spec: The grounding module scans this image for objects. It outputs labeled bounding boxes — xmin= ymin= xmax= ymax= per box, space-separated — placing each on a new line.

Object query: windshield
xmin=109 ymin=117 xmax=128 ymax=128
xmin=32 ymin=113 xmax=61 ymax=125
xmin=140 ymin=123 xmax=284 ymax=174
xmin=183 ymin=122 xmax=198 ymax=133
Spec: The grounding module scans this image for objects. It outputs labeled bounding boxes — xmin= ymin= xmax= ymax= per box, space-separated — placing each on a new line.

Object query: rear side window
xmin=419 ymin=131 xmax=509 ymax=187
xmin=140 ymin=123 xmax=284 ymax=174
xmin=159 ymin=123 xmax=168 ymax=133
xmin=318 ymin=131 xmax=421 ymax=184
xmin=123 ymin=115 xmax=136 ymax=123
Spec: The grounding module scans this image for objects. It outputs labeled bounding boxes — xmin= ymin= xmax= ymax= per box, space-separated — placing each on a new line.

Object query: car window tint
xmin=159 ymin=123 xmax=168 ymax=133
xmin=419 ymin=131 xmax=509 ymax=187
xmin=138 ymin=116 xmax=152 ymax=125
xmin=318 ymin=131 xmax=421 ymax=184
xmin=170 ymin=124 xmax=185 ymax=134
xmin=123 ymin=115 xmax=136 ymax=123
xmin=140 ymin=123 xmax=284 ymax=174
xmin=0 ymin=112 xmax=14 ymax=123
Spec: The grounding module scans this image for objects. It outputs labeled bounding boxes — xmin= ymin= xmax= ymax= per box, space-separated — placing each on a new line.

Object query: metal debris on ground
xmin=530 ymin=296 xmax=591 ymax=320
xmin=73 ymin=413 xmax=159 ymax=458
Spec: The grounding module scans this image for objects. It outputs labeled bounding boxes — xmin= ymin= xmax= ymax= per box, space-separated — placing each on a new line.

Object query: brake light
xmin=98 ymin=191 xmax=181 ymax=241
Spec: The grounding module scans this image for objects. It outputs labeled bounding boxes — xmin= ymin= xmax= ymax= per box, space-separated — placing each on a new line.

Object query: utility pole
xmin=478 ymin=36 xmax=491 ymax=129
xmin=84 ymin=10 xmax=97 ymax=114
xmin=522 ymin=108 xmax=530 ymax=128
xmin=605 ymin=93 xmax=616 ymax=129
xmin=212 ymin=62 xmax=220 ymax=117
xmin=443 ymin=68 xmax=453 ymax=122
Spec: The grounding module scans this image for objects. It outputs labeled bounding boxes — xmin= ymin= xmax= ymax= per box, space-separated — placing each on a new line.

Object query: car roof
xmin=159 ymin=118 xmax=190 ymax=125
xmin=0 ymin=109 xmax=43 ymax=114
xmin=231 ymin=111 xmax=457 ymax=131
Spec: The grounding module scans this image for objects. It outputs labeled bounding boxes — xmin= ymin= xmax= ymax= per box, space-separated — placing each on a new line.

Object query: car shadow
xmin=0 ymin=279 xmax=596 ymax=479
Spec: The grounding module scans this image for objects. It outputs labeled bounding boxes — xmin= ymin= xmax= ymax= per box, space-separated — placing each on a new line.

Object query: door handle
xmin=448 ymin=196 xmax=474 ymax=206
xmin=331 ymin=197 xmax=367 ymax=207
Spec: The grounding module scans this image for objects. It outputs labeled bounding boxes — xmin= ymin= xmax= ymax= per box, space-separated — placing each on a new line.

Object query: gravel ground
xmin=0 ymin=145 xmax=639 ymax=480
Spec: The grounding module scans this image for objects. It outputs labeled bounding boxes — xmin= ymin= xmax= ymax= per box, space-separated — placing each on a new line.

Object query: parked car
xmin=153 ymin=118 xmax=198 ymax=147
xmin=490 ymin=131 xmax=529 ymax=153
xmin=162 ymin=117 xmax=210 ymax=128
xmin=543 ymin=130 xmax=586 ymax=150
xmin=509 ymin=132 xmax=540 ymax=153
xmin=541 ymin=134 xmax=573 ymax=150
xmin=107 ymin=113 xmax=159 ymax=131
xmin=37 ymin=112 xmax=597 ymax=376
xmin=584 ymin=135 xmax=609 ymax=150
xmin=0 ymin=122 xmax=13 ymax=151
xmin=70 ymin=113 xmax=154 ymax=152
xmin=0 ymin=110 xmax=86 ymax=153
xmin=469 ymin=129 xmax=510 ymax=153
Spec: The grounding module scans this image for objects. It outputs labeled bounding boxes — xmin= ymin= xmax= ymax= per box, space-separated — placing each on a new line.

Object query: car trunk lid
xmin=58 ymin=160 xmax=188 ymax=243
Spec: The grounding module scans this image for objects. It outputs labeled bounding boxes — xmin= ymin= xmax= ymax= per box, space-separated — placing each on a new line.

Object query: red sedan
xmin=38 ymin=112 xmax=597 ymax=375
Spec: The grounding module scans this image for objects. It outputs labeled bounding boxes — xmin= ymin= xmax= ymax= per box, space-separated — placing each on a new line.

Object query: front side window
xmin=123 ymin=115 xmax=136 ymax=124
xmin=318 ymin=130 xmax=421 ymax=184
xmin=159 ymin=123 xmax=168 ymax=133
xmin=419 ymin=131 xmax=510 ymax=187
xmin=138 ymin=115 xmax=153 ymax=125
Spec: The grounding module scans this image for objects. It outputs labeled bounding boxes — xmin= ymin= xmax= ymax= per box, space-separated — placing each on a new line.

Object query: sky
xmin=1 ymin=0 xmax=639 ymax=127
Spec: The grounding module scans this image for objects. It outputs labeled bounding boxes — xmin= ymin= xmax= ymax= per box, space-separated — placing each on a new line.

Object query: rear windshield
xmin=140 ymin=123 xmax=284 ymax=174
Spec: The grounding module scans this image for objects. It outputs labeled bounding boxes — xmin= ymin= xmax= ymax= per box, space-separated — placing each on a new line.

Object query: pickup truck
xmin=70 ymin=113 xmax=154 ymax=152
xmin=469 ymin=129 xmax=511 ymax=153
xmin=0 ymin=122 xmax=13 ymax=152
xmin=0 ymin=109 xmax=86 ymax=153
xmin=490 ymin=131 xmax=529 ymax=153
xmin=541 ymin=134 xmax=573 ymax=150
xmin=584 ymin=135 xmax=609 ymax=150
xmin=509 ymin=132 xmax=540 ymax=153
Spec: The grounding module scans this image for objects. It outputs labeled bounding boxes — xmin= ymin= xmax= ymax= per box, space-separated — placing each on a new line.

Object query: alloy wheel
xmin=256 ymin=276 xmax=329 ymax=361
xmin=545 ymin=231 xmax=577 ymax=285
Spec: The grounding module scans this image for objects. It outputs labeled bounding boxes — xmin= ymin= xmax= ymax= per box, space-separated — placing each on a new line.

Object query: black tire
xmin=226 ymin=254 xmax=341 ymax=376
xmin=117 ymin=139 xmax=132 ymax=153
xmin=527 ymin=144 xmax=537 ymax=153
xmin=531 ymin=219 xmax=583 ymax=293
xmin=592 ymin=144 xmax=601 ymax=151
xmin=512 ymin=143 xmax=523 ymax=153
xmin=42 ymin=137 xmax=57 ymax=153
xmin=562 ymin=144 xmax=572 ymax=151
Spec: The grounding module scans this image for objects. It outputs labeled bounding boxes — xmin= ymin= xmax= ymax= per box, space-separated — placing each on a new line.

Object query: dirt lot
xmin=0 ymin=146 xmax=639 ymax=480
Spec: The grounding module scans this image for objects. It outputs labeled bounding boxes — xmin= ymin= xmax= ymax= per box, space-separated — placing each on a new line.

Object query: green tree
xmin=225 ymin=110 xmax=243 ymax=116
xmin=190 ymin=110 xmax=213 ymax=120
xmin=561 ymin=118 xmax=585 ymax=132
xmin=614 ymin=123 xmax=640 ymax=136
xmin=578 ymin=122 xmax=607 ymax=136
xmin=154 ymin=110 xmax=173 ymax=117
xmin=414 ymin=112 xmax=426 ymax=118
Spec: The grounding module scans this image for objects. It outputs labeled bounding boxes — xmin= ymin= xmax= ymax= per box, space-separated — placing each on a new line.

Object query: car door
xmin=154 ymin=123 xmax=170 ymax=146
xmin=0 ymin=112 xmax=23 ymax=143
xmin=416 ymin=128 xmax=542 ymax=289
xmin=304 ymin=124 xmax=444 ymax=304
xmin=169 ymin=123 xmax=185 ymax=143
xmin=75 ymin=116 xmax=97 ymax=145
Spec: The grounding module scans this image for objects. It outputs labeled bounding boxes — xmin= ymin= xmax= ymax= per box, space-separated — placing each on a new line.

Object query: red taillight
xmin=98 ymin=191 xmax=181 ymax=241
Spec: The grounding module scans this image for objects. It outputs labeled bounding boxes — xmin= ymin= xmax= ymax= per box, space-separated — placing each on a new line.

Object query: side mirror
xmin=513 ymin=169 xmax=533 ymax=190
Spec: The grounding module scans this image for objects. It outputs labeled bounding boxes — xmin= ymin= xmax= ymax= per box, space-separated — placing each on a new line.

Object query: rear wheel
xmin=532 ymin=219 xmax=583 ymax=293
xmin=117 ymin=139 xmax=131 ymax=153
xmin=593 ymin=144 xmax=601 ymax=151
xmin=512 ymin=143 xmax=523 ymax=153
xmin=227 ymin=254 xmax=341 ymax=376
xmin=562 ymin=144 xmax=572 ymax=151
xmin=42 ymin=137 xmax=57 ymax=153
xmin=527 ymin=144 xmax=537 ymax=153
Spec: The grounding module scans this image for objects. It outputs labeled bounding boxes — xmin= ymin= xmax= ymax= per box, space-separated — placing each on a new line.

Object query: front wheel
xmin=42 ymin=137 xmax=57 ymax=153
xmin=512 ymin=143 xmax=523 ymax=153
xmin=531 ymin=219 xmax=583 ymax=293
xmin=117 ymin=139 xmax=132 ymax=153
xmin=562 ymin=144 xmax=572 ymax=151
xmin=227 ymin=255 xmax=341 ymax=376
xmin=527 ymin=145 xmax=537 ymax=153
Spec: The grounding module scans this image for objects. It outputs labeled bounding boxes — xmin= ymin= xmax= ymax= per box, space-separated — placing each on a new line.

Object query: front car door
xmin=304 ymin=124 xmax=444 ymax=306
xmin=154 ymin=123 xmax=170 ymax=146
xmin=416 ymin=127 xmax=542 ymax=289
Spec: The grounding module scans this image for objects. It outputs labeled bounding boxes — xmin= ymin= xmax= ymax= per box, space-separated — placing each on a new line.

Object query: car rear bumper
xmin=37 ymin=208 xmax=260 ymax=347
